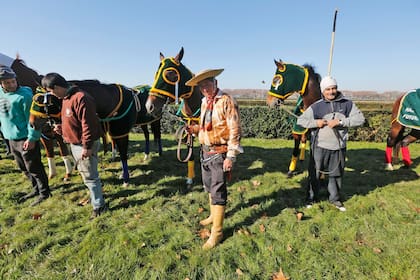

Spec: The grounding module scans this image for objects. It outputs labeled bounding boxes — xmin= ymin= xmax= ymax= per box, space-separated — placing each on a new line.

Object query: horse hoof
xmin=49 ymin=174 xmax=56 ymax=179
xmin=186 ymin=178 xmax=193 ymax=185
xmin=287 ymin=171 xmax=294 ymax=178
xmin=123 ymin=182 xmax=129 ymax=188
xmin=384 ymin=163 xmax=394 ymax=171
xmin=144 ymin=154 xmax=150 ymax=161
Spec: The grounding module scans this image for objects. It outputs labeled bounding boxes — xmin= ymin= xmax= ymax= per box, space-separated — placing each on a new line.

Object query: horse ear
xmin=174 ymin=47 xmax=184 ymax=63
xmin=274 ymin=59 xmax=285 ymax=71
xmin=16 ymin=52 xmax=20 ymax=60
xmin=159 ymin=52 xmax=165 ymax=61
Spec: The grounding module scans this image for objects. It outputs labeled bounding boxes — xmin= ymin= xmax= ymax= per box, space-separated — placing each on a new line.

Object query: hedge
xmin=136 ymin=105 xmax=391 ymax=143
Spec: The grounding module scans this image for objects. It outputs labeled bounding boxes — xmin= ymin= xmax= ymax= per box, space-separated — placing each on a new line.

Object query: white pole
xmin=327 ymin=9 xmax=338 ymax=76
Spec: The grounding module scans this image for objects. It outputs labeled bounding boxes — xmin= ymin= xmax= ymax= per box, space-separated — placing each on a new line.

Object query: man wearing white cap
xmin=297 ymin=76 xmax=365 ymax=211
xmin=186 ymin=69 xmax=243 ymax=249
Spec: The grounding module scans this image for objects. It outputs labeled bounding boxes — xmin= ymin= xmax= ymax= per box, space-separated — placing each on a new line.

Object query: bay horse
xmin=30 ymin=90 xmax=74 ymax=181
xmin=385 ymin=89 xmax=420 ymax=170
xmin=145 ymin=47 xmax=202 ymax=186
xmin=266 ymin=59 xmax=321 ymax=177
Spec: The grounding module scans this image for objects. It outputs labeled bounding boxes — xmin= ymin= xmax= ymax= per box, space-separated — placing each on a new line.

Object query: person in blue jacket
xmin=0 ymin=65 xmax=50 ymax=206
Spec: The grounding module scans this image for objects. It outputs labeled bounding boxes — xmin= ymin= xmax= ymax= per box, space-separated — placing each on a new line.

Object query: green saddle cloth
xmin=397 ymin=89 xmax=420 ymax=129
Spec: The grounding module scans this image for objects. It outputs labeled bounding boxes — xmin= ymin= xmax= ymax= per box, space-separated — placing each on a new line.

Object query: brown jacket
xmin=61 ymin=86 xmax=102 ymax=149
xmin=198 ymin=90 xmax=243 ymax=158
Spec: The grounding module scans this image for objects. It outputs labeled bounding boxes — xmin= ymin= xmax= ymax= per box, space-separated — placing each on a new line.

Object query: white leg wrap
xmin=62 ymin=156 xmax=74 ymax=174
xmin=47 ymin=157 xmax=57 ymax=178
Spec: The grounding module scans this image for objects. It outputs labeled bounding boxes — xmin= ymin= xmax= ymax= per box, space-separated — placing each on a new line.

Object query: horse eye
xmin=164 ymin=69 xmax=179 ymax=83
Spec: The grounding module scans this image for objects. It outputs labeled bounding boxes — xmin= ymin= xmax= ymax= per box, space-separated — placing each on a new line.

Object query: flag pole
xmin=327 ymin=9 xmax=338 ymax=76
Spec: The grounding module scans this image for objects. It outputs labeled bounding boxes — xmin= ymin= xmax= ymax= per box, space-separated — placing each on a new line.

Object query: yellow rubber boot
xmin=203 ymin=205 xmax=225 ymax=250
xmin=200 ymin=193 xmax=213 ymax=226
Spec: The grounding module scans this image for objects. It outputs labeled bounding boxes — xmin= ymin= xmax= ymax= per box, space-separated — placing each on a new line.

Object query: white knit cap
xmin=320 ymin=76 xmax=337 ymax=92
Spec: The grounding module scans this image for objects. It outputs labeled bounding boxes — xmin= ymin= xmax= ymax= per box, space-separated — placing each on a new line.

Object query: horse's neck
xmin=392 ymin=95 xmax=404 ymax=117
xmin=302 ymin=76 xmax=321 ymax=110
xmin=11 ymin=60 xmax=42 ymax=93
xmin=182 ymin=87 xmax=202 ymax=117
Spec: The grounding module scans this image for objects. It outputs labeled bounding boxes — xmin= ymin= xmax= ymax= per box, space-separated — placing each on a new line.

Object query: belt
xmin=202 ymin=144 xmax=228 ymax=154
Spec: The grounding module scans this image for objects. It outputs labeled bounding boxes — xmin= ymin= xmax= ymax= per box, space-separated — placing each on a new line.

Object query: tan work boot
xmin=200 ymin=193 xmax=213 ymax=226
xmin=203 ymin=205 xmax=225 ymax=250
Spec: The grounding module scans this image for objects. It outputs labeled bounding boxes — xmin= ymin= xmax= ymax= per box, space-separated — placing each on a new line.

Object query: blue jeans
xmin=71 ymin=140 xmax=104 ymax=209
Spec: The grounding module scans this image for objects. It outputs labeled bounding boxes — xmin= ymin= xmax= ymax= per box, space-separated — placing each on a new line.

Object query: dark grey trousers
xmin=307 ymin=146 xmax=345 ymax=203
xmin=201 ymin=151 xmax=227 ymax=205
xmin=10 ymin=139 xmax=50 ymax=196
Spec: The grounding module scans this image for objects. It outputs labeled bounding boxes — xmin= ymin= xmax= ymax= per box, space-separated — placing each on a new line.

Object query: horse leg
xmin=299 ymin=133 xmax=307 ymax=161
xmin=385 ymin=122 xmax=404 ymax=170
xmin=114 ymin=136 xmax=130 ymax=185
xmin=287 ymin=135 xmax=300 ymax=178
xmin=401 ymin=134 xmax=418 ymax=167
xmin=40 ymin=134 xmax=57 ymax=179
xmin=56 ymin=133 xmax=73 ymax=181
xmin=152 ymin=119 xmax=163 ymax=156
xmin=186 ymin=138 xmax=195 ymax=186
xmin=141 ymin=124 xmax=150 ymax=160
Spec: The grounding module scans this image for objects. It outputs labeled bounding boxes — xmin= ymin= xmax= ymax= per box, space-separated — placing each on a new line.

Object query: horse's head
xmin=29 ymin=88 xmax=62 ymax=130
xmin=266 ymin=59 xmax=312 ymax=108
xmin=145 ymin=47 xmax=195 ymax=118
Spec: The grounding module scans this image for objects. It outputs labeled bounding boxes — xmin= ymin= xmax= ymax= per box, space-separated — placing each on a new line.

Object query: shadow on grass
xmin=224 ymin=146 xmax=419 ymax=238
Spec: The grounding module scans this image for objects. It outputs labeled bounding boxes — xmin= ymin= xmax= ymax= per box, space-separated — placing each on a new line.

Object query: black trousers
xmin=10 ymin=139 xmax=50 ymax=196
xmin=201 ymin=151 xmax=227 ymax=205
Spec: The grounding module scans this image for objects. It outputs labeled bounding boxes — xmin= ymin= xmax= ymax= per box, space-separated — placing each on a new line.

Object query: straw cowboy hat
xmin=185 ymin=69 xmax=224 ymax=86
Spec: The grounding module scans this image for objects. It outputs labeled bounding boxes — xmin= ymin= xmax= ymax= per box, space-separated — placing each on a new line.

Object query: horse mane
xmin=11 ymin=59 xmax=43 ymax=92
xmin=302 ymin=64 xmax=321 ymax=84
xmin=68 ymin=79 xmax=102 ymax=87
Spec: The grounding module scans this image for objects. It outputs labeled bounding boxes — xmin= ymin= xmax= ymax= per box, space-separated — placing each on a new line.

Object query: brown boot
xmin=203 ymin=205 xmax=225 ymax=250
xmin=200 ymin=193 xmax=213 ymax=226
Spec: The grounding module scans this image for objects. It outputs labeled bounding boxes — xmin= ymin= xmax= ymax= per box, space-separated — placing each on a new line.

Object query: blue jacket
xmin=297 ymin=92 xmax=365 ymax=150
xmin=0 ymin=86 xmax=41 ymax=141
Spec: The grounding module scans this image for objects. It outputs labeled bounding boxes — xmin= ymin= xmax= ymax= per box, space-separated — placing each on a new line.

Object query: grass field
xmin=0 ymin=134 xmax=419 ymax=279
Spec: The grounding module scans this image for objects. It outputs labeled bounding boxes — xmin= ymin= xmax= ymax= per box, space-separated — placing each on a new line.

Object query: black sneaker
xmin=30 ymin=194 xmax=51 ymax=207
xmin=18 ymin=191 xmax=39 ymax=203
xmin=332 ymin=201 xmax=346 ymax=212
xmin=90 ymin=203 xmax=108 ymax=219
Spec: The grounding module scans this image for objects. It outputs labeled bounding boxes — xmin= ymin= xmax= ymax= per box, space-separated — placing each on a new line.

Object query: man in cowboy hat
xmin=186 ymin=68 xmax=243 ymax=250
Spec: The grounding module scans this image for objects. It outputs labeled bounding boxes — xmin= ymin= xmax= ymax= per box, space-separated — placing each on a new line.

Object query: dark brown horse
xmin=266 ymin=59 xmax=321 ymax=177
xmin=145 ymin=47 xmax=202 ymax=186
xmin=0 ymin=54 xmax=74 ymax=181
xmin=3 ymin=52 xmax=161 ymax=185
xmin=385 ymin=89 xmax=420 ymax=170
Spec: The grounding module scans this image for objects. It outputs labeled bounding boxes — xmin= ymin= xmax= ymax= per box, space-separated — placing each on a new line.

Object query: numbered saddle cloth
xmin=397 ymin=89 xmax=420 ymax=129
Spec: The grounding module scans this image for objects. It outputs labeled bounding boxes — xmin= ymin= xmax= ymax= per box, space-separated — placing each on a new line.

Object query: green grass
xmin=0 ymin=134 xmax=419 ymax=279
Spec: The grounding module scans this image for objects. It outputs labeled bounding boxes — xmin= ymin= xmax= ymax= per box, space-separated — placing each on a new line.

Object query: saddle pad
xmin=397 ymin=89 xmax=420 ymax=129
